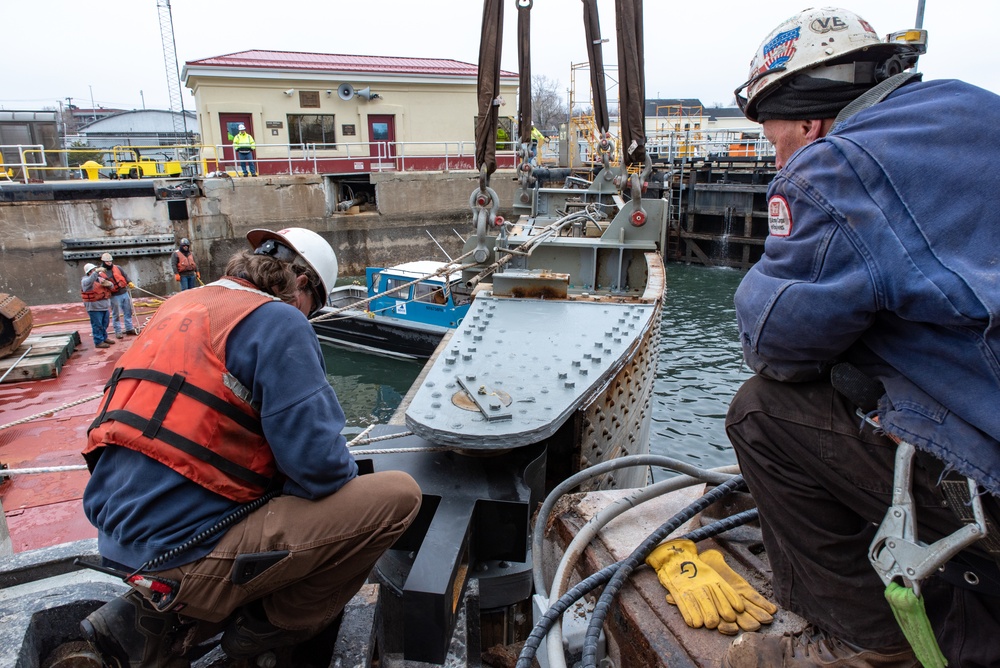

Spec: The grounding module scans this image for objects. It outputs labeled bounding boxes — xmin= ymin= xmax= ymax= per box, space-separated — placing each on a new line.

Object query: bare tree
xmin=530 ymin=75 xmax=568 ymax=134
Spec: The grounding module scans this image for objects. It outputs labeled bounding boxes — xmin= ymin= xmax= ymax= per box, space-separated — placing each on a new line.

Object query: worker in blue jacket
xmin=80 ymin=228 xmax=421 ymax=666
xmin=724 ymin=7 xmax=1000 ymax=668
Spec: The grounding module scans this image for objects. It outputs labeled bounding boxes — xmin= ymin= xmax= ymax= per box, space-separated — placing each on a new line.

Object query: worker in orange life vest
xmin=80 ymin=227 xmax=421 ymax=665
xmin=170 ymin=237 xmax=199 ymax=290
xmin=80 ymin=263 xmax=115 ymax=349
xmin=100 ymin=252 xmax=138 ymax=338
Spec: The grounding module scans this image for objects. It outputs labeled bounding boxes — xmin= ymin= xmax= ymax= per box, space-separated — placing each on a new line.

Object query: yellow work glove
xmin=127 ymin=282 xmax=135 ymax=288
xmin=174 ymin=274 xmax=181 ymax=282
xmin=645 ymin=539 xmax=743 ymax=630
xmin=698 ymin=549 xmax=777 ymax=635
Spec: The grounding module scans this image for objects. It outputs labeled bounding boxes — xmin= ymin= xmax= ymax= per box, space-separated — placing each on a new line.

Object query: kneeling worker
xmin=80 ymin=227 xmax=422 ymax=665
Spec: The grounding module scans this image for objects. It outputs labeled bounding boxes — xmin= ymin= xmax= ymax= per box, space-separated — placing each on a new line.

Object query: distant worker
xmin=100 ymin=253 xmax=138 ymax=339
xmin=530 ymin=125 xmax=546 ymax=163
xmin=80 ymin=227 xmax=422 ymax=665
xmin=171 ymin=237 xmax=199 ymax=291
xmin=724 ymin=7 xmax=1000 ymax=668
xmin=232 ymin=123 xmax=257 ymax=177
xmin=80 ymin=263 xmax=114 ymax=349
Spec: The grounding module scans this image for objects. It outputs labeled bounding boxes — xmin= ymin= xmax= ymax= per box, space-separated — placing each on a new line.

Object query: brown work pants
xmin=727 ymin=375 xmax=1000 ymax=666
xmin=152 ymin=470 xmax=421 ymax=632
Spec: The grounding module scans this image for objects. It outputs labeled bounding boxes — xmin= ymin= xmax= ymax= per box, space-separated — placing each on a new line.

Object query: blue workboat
xmin=311 ymin=260 xmax=471 ymax=359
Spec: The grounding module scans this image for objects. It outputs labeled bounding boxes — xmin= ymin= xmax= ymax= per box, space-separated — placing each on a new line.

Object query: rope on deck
xmin=0 ymin=392 xmax=104 ymax=431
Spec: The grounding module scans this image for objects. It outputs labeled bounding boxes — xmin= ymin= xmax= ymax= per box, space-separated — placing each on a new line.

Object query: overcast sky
xmin=3 ymin=1 xmax=995 ymax=114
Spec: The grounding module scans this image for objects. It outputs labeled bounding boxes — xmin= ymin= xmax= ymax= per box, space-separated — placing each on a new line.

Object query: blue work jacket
xmin=735 ymin=79 xmax=1000 ymax=495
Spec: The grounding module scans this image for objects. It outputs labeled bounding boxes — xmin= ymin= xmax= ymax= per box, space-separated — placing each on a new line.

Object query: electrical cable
xmin=545 ymin=464 xmax=741 ymax=668
xmin=515 ymin=481 xmax=753 ymax=668
xmin=580 ymin=475 xmax=747 ymax=668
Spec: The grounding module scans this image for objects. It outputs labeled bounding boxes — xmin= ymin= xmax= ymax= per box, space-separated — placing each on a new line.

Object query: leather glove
xmin=645 ymin=539 xmax=743 ymax=629
xmin=174 ymin=274 xmax=181 ymax=282
xmin=697 ymin=549 xmax=777 ymax=635
xmin=127 ymin=281 xmax=135 ymax=288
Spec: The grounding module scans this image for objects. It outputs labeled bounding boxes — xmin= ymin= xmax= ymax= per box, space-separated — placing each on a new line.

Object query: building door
xmin=219 ymin=113 xmax=254 ymax=170
xmin=368 ymin=115 xmax=396 ymax=162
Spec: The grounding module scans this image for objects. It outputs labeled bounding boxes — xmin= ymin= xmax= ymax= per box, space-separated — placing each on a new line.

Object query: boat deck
xmin=0 ymin=301 xmax=155 ymax=553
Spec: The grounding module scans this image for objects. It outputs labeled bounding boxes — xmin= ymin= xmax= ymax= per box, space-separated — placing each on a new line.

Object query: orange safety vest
xmin=85 ymin=278 xmax=281 ymax=501
xmin=107 ymin=264 xmax=129 ymax=291
xmin=175 ymin=250 xmax=197 ymax=273
xmin=81 ymin=272 xmax=112 ymax=302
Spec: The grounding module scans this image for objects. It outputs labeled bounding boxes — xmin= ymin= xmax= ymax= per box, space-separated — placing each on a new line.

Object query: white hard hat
xmin=238 ymin=124 xmax=246 ymax=131
xmin=84 ymin=263 xmax=98 ymax=274
xmin=101 ymin=252 xmax=113 ymax=262
xmin=246 ymin=228 xmax=338 ymax=313
xmin=735 ymin=7 xmax=927 ymax=122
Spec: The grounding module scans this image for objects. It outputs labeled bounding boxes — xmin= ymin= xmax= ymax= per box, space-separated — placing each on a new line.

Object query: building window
xmin=287 ymin=115 xmax=336 ymax=147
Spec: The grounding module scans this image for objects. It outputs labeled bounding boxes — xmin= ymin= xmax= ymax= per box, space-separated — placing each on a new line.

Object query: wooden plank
xmin=0 ymin=331 xmax=80 ymax=383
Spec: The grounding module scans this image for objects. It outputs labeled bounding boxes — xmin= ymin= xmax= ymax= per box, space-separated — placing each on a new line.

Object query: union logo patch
xmin=768 ymin=196 xmax=793 ymax=237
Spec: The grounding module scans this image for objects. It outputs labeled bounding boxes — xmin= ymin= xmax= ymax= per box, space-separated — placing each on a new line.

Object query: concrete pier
xmin=0 ymin=171 xmax=517 ymax=307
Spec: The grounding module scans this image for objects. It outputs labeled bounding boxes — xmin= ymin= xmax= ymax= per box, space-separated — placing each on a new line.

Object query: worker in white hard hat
xmin=100 ymin=252 xmax=138 ymax=338
xmin=721 ymin=7 xmax=1000 ymax=668
xmin=80 ymin=262 xmax=115 ymax=349
xmin=232 ymin=123 xmax=257 ymax=177
xmin=81 ymin=227 xmax=421 ymax=665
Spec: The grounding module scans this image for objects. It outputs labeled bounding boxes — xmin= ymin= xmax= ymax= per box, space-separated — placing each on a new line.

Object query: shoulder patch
xmin=768 ymin=196 xmax=793 ymax=237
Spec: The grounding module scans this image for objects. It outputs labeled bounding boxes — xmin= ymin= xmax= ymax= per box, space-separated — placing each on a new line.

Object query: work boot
xmin=722 ymin=624 xmax=918 ymax=667
xmin=221 ymin=604 xmax=315 ymax=659
xmin=96 ymin=341 xmax=111 ymax=349
xmin=116 ymin=332 xmax=124 ymax=339
xmin=127 ymin=329 xmax=140 ymax=335
xmin=80 ymin=590 xmax=190 ymax=667
xmin=106 ymin=338 xmax=116 ymax=345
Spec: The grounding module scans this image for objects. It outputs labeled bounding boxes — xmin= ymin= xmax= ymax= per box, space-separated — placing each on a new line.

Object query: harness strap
xmin=834 ymin=71 xmax=922 ymax=126
xmin=100 ymin=409 xmax=272 ymax=490
xmin=95 ymin=368 xmax=263 ymax=435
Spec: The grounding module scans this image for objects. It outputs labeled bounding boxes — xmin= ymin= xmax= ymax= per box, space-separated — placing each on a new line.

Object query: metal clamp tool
xmin=867 ymin=427 xmax=988 ymax=595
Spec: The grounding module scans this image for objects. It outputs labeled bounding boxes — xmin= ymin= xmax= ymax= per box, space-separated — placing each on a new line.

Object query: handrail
xmin=0 ymin=129 xmax=769 ymax=184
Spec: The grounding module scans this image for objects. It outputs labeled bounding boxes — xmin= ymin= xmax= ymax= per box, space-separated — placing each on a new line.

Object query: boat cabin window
xmin=414 ymin=282 xmax=448 ymax=305
xmin=383 ymin=277 xmax=412 ymax=301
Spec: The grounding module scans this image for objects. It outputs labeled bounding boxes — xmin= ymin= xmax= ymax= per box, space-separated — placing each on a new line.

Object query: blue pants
xmin=109 ymin=292 xmax=134 ymax=335
xmin=237 ymin=152 xmax=256 ymax=176
xmin=88 ymin=309 xmax=109 ymax=345
xmin=180 ymin=274 xmax=197 ymax=291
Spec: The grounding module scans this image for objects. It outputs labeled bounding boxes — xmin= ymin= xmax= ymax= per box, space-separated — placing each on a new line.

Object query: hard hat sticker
xmin=760 ymin=27 xmax=800 ymax=73
xmin=768 ymin=196 xmax=793 ymax=237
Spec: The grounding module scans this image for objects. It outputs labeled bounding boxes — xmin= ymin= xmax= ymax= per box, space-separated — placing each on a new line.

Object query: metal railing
xmin=0 ymin=140 xmax=519 ymax=183
xmin=0 ymin=130 xmax=772 ymax=184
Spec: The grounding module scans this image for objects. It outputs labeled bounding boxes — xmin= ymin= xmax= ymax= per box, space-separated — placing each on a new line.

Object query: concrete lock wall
xmin=0 ymin=171 xmax=517 ymax=309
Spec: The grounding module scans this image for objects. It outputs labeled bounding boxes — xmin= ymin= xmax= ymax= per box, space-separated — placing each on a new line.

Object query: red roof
xmin=186 ymin=50 xmax=517 ymax=78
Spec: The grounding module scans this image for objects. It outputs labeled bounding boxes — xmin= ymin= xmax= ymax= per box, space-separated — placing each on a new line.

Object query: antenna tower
xmin=156 ymin=0 xmax=190 ymax=141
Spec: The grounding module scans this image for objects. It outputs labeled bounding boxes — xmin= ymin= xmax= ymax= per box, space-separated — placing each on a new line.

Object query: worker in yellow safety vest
xmin=232 ymin=124 xmax=257 ymax=177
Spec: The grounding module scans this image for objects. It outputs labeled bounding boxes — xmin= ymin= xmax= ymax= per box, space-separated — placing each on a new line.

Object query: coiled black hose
xmin=516 ymin=477 xmax=751 ymax=668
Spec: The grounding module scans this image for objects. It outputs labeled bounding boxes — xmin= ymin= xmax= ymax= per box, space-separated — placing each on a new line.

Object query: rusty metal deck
xmin=0 ymin=300 xmax=159 ymax=553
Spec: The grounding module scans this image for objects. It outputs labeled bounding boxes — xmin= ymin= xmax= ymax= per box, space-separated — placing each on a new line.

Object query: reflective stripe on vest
xmin=85 ymin=279 xmax=281 ymax=501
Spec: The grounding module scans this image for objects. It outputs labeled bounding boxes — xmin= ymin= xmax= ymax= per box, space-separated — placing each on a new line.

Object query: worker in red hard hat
xmin=80 ymin=227 xmax=421 ymax=665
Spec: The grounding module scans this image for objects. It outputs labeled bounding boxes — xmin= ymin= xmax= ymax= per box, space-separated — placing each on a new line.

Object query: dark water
xmin=322 ymin=264 xmax=749 ymax=463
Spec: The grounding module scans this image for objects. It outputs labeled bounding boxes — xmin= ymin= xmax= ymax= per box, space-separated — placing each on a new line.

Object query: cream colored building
xmin=182 ymin=50 xmax=518 ymax=174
